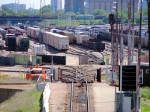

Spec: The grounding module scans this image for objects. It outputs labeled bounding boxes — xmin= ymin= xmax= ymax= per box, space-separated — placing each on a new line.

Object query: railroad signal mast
xmin=109 ymin=13 xmax=116 ymax=83
xmin=40 ymin=0 xmax=45 ymax=43
xmin=109 ymin=14 xmax=115 ymax=25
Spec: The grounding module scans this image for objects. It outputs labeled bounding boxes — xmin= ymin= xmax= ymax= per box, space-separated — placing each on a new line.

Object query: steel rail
xmin=86 ymin=80 xmax=90 ymax=112
xmin=70 ymin=82 xmax=73 ymax=112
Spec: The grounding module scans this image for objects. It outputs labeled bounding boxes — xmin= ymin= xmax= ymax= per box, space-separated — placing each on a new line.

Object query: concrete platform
xmin=92 ymin=83 xmax=115 ymax=112
xmin=49 ymin=82 xmax=67 ymax=112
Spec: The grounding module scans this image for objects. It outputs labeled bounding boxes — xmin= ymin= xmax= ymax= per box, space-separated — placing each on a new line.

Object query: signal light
xmin=109 ymin=14 xmax=115 ymax=25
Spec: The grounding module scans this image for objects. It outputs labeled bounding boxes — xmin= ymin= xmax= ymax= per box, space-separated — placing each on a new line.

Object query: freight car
xmin=11 ymin=26 xmax=27 ymax=34
xmin=50 ymin=29 xmax=74 ymax=44
xmin=43 ymin=32 xmax=69 ymax=51
xmin=74 ymin=32 xmax=90 ymax=45
xmin=5 ymin=34 xmax=16 ymax=51
xmin=61 ymin=31 xmax=74 ymax=44
xmin=16 ymin=35 xmax=29 ymax=51
xmin=0 ymin=28 xmax=6 ymax=40
xmin=27 ymin=27 xmax=40 ymax=39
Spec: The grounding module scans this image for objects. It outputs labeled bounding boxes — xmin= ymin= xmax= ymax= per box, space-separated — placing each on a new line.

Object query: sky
xmin=0 ymin=0 xmax=64 ymax=9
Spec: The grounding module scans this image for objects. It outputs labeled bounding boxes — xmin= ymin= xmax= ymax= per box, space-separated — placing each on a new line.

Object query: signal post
xmin=109 ymin=13 xmax=115 ymax=83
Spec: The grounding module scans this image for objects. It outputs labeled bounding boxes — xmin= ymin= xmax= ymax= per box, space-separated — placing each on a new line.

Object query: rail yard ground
xmin=0 ymin=25 xmax=149 ymax=112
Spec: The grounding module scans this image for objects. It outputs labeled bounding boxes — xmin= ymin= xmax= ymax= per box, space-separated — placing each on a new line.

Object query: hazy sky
xmin=0 ymin=0 xmax=64 ymax=9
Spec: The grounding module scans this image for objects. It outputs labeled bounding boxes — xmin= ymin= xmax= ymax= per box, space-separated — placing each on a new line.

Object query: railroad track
xmin=70 ymin=81 xmax=90 ymax=112
xmin=68 ymin=45 xmax=105 ymax=65
xmin=61 ymin=66 xmax=96 ymax=83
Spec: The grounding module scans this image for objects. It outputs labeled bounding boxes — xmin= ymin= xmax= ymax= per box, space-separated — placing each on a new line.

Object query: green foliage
xmin=38 ymin=5 xmax=54 ymax=15
xmin=1 ymin=6 xmax=17 ymax=16
xmin=93 ymin=9 xmax=109 ymax=16
xmin=66 ymin=12 xmax=75 ymax=15
xmin=56 ymin=10 xmax=64 ymax=15
xmin=141 ymin=87 xmax=150 ymax=112
xmin=0 ymin=89 xmax=42 ymax=112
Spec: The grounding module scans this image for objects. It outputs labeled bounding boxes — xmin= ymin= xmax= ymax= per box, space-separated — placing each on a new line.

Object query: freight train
xmin=27 ymin=27 xmax=69 ymax=51
xmin=3 ymin=26 xmax=29 ymax=51
xmin=101 ymin=27 xmax=149 ymax=48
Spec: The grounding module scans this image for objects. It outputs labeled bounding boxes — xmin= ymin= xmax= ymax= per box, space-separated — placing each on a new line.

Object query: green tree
xmin=36 ymin=5 xmax=54 ymax=15
xmin=1 ymin=6 xmax=17 ymax=16
xmin=93 ymin=9 xmax=109 ymax=16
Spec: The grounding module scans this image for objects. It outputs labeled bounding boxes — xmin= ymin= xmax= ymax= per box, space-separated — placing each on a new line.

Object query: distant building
xmin=57 ymin=0 xmax=62 ymax=10
xmin=65 ymin=0 xmax=84 ymax=14
xmin=138 ymin=0 xmax=147 ymax=12
xmin=2 ymin=3 xmax=26 ymax=11
xmin=51 ymin=0 xmax=57 ymax=12
xmin=142 ymin=0 xmax=147 ymax=8
xmin=27 ymin=8 xmax=38 ymax=13
xmin=51 ymin=0 xmax=62 ymax=11
xmin=86 ymin=0 xmax=139 ymax=14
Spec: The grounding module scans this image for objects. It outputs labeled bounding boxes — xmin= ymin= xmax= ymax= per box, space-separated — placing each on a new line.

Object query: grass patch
xmin=141 ymin=87 xmax=150 ymax=112
xmin=0 ymin=73 xmax=8 ymax=83
xmin=0 ymin=89 xmax=42 ymax=112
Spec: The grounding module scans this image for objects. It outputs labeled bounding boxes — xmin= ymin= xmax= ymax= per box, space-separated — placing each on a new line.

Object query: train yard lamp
xmin=147 ymin=0 xmax=150 ymax=79
xmin=113 ymin=0 xmax=119 ymax=67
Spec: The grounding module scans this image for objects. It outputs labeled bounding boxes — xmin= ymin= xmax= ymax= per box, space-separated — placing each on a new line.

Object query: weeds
xmin=0 ymin=89 xmax=42 ymax=112
xmin=141 ymin=87 xmax=150 ymax=112
xmin=0 ymin=73 xmax=8 ymax=82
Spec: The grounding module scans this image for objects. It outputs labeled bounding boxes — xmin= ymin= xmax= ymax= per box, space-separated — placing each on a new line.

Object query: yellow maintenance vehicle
xmin=26 ymin=64 xmax=46 ymax=81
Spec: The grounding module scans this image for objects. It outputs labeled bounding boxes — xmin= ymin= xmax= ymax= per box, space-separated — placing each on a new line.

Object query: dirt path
xmin=49 ymin=82 xmax=68 ymax=112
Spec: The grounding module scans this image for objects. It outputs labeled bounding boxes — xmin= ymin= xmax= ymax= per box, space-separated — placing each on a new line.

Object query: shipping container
xmin=141 ymin=37 xmax=145 ymax=47
xmin=0 ymin=56 xmax=15 ymax=66
xmin=33 ymin=44 xmax=45 ymax=55
xmin=10 ymin=53 xmax=31 ymax=65
xmin=32 ymin=56 xmax=42 ymax=65
xmin=144 ymin=37 xmax=148 ymax=48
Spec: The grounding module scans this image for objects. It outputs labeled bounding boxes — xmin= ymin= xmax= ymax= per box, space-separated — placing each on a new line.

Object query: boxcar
xmin=44 ymin=32 xmax=69 ymax=51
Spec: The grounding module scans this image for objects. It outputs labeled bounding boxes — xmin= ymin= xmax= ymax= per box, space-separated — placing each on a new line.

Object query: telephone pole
xmin=128 ymin=0 xmax=132 ymax=65
xmin=147 ymin=0 xmax=150 ymax=78
xmin=131 ymin=0 xmax=135 ymax=63
xmin=40 ymin=0 xmax=45 ymax=43
xmin=136 ymin=0 xmax=142 ymax=111
xmin=115 ymin=0 xmax=119 ymax=67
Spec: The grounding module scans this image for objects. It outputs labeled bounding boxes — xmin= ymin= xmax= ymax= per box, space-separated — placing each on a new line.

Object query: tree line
xmin=0 ymin=4 xmax=148 ymax=24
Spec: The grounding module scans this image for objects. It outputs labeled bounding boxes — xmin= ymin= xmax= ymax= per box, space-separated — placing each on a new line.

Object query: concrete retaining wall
xmin=42 ymin=83 xmax=51 ymax=112
xmin=0 ymin=88 xmax=22 ymax=103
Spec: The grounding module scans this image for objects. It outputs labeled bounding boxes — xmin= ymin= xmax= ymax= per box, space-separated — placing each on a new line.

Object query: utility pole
xmin=40 ymin=0 xmax=45 ymax=43
xmin=136 ymin=0 xmax=142 ymax=111
xmin=128 ymin=0 xmax=132 ymax=65
xmin=131 ymin=0 xmax=135 ymax=63
xmin=147 ymin=0 xmax=150 ymax=78
xmin=120 ymin=0 xmax=123 ymax=92
xmin=115 ymin=0 xmax=119 ymax=67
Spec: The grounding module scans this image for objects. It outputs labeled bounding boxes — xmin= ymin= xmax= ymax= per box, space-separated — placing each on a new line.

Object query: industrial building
xmin=51 ymin=0 xmax=58 ymax=12
xmin=86 ymin=0 xmax=139 ymax=14
xmin=65 ymin=0 xmax=84 ymax=14
xmin=57 ymin=0 xmax=62 ymax=10
xmin=2 ymin=3 xmax=26 ymax=12
xmin=51 ymin=0 xmax=62 ymax=12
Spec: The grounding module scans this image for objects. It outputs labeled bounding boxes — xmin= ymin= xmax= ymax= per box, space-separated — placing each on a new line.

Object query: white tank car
xmin=44 ymin=32 xmax=69 ymax=51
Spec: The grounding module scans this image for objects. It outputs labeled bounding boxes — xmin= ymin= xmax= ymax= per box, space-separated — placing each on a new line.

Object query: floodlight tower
xmin=40 ymin=0 xmax=45 ymax=43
